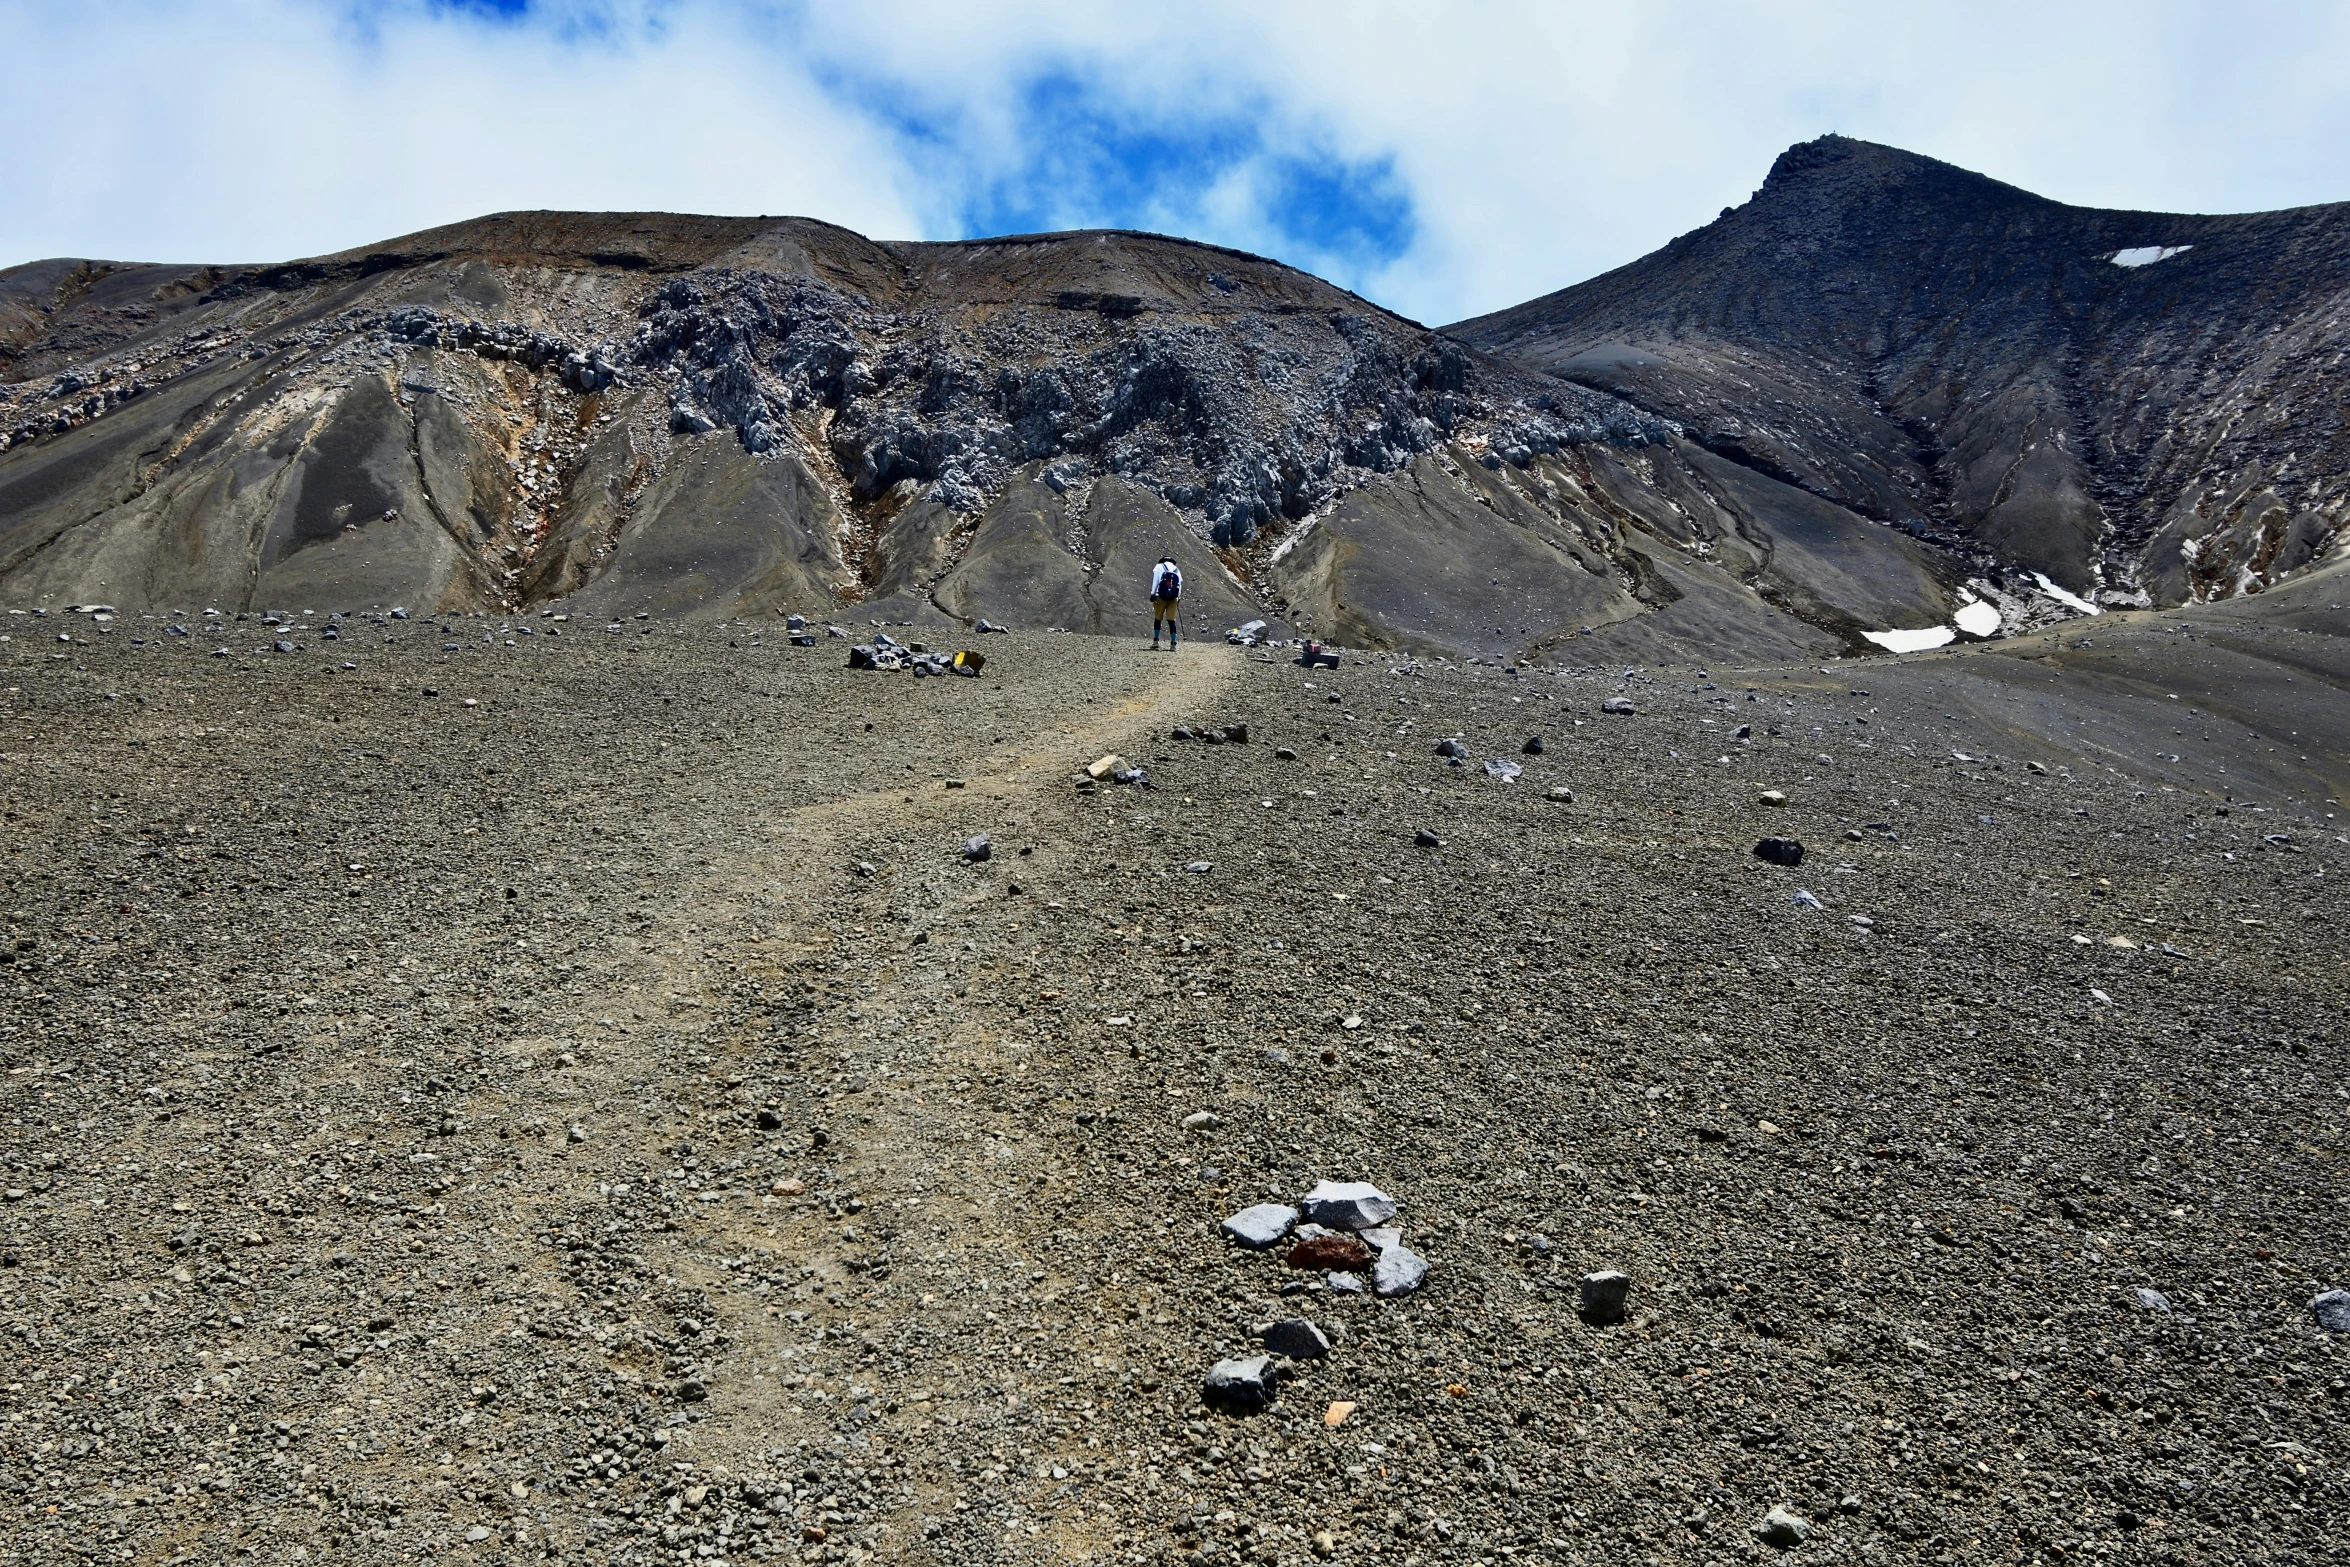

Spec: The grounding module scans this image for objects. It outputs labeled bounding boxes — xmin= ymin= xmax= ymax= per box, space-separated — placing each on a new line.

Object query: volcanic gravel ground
xmin=0 ymin=611 xmax=2345 ymax=1567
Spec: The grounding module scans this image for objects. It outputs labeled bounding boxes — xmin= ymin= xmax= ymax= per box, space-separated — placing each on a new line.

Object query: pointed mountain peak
xmin=1750 ymin=134 xmax=2054 ymax=213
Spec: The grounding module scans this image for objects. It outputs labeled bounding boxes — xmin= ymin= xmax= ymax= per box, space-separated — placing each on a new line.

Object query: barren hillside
xmin=1450 ymin=136 xmax=2350 ymax=610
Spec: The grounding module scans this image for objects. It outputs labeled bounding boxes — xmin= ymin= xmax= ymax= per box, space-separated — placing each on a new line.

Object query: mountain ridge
xmin=3 ymin=139 xmax=2344 ymax=660
xmin=1447 ymin=134 xmax=2350 ymax=607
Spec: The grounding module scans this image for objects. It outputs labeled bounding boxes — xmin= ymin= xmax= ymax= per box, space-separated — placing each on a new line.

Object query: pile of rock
xmin=845 ymin=634 xmax=983 ymax=677
xmin=382 ymin=305 xmax=619 ymax=391
xmin=1204 ymin=1181 xmax=1428 ymax=1416
xmin=1169 ymin=722 xmax=1249 ymax=745
xmin=1077 ymin=754 xmax=1150 ymax=790
xmin=1220 ymin=1179 xmax=1428 ymax=1298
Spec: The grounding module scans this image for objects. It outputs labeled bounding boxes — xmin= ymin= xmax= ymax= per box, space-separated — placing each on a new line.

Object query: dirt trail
xmin=540 ymin=642 xmax=1242 ymax=1555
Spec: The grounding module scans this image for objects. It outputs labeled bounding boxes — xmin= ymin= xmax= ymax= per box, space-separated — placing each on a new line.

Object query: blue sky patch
xmin=855 ymin=67 xmax=1416 ymax=293
xmin=1259 ymin=150 xmax=1415 ymax=275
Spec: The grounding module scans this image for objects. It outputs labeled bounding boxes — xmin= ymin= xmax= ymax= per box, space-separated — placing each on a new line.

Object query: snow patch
xmin=1953 ymin=598 xmax=2003 ymax=637
xmin=1862 ymin=626 xmax=1956 ymax=653
xmin=2032 ymin=572 xmax=2102 ymax=615
xmin=2109 ymin=245 xmax=2191 ymax=268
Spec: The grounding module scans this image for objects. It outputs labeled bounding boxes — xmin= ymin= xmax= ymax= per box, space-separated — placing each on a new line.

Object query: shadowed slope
xmin=1449 ymin=136 xmax=2350 ymax=606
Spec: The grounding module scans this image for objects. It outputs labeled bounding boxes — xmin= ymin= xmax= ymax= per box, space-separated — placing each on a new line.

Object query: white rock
xmin=1220 ymin=1204 xmax=1298 ymax=1248
xmin=1372 ymin=1243 xmax=1428 ymax=1297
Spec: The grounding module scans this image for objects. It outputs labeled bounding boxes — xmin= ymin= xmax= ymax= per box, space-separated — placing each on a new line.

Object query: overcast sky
xmin=4 ymin=0 xmax=2346 ymax=324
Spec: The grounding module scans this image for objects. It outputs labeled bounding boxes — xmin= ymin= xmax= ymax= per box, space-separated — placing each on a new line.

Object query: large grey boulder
xmin=1299 ymin=1180 xmax=1398 ymax=1231
xmin=1202 ymin=1355 xmax=1279 ymax=1413
xmin=1262 ymin=1319 xmax=1330 ymax=1360
xmin=1755 ymin=1506 xmax=1811 ymax=1548
xmin=1580 ymin=1270 xmax=1632 ymax=1323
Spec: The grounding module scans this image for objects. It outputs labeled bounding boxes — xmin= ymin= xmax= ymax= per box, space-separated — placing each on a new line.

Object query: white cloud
xmin=3 ymin=0 xmax=2345 ymax=324
xmin=804 ymin=0 xmax=2350 ymax=320
xmin=0 ymin=0 xmax=922 ymax=266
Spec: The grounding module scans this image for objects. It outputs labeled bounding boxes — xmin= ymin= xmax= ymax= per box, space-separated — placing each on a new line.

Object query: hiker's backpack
xmin=1155 ymin=563 xmax=1182 ymax=598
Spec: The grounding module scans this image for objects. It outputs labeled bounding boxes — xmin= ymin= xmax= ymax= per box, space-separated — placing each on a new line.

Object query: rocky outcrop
xmin=619 ymin=254 xmax=1672 ymax=549
xmin=1 ymin=216 xmax=1706 ymax=648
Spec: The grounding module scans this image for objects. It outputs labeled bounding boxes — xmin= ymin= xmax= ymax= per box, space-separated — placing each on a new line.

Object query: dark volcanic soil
xmin=1 ymin=606 xmax=2346 ymax=1566
xmin=1450 ymin=136 xmax=2350 ymax=608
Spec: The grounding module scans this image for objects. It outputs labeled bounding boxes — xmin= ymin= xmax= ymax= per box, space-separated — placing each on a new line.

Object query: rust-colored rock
xmin=1287 ymin=1233 xmax=1372 ymax=1272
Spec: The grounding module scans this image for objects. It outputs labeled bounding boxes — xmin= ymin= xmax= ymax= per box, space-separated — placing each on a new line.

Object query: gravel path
xmin=2 ymin=612 xmax=2344 ymax=1566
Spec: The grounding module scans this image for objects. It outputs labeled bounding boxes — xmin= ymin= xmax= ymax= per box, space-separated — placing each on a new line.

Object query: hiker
xmin=1149 ymin=555 xmax=1183 ymax=649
